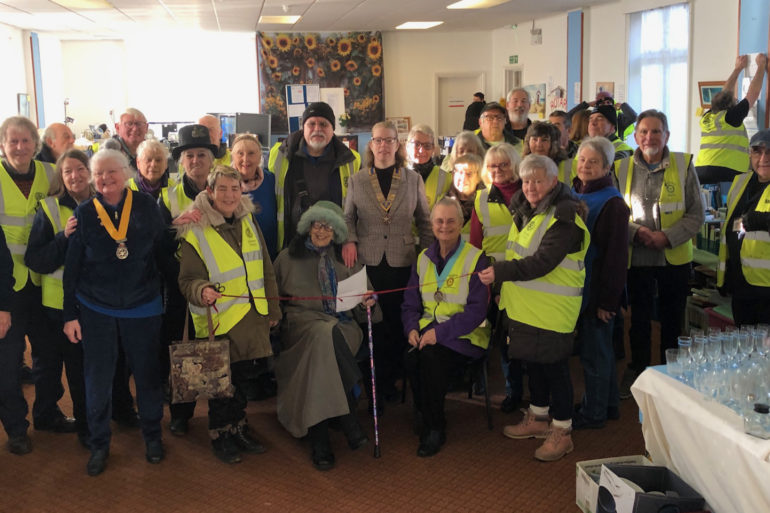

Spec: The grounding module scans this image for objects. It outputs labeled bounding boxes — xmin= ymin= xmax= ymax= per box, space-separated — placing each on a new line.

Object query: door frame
xmin=434 ymin=71 xmax=486 ymax=136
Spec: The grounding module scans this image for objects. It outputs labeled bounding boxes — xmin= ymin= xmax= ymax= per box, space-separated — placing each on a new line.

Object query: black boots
xmin=308 ymin=421 xmax=335 ymax=471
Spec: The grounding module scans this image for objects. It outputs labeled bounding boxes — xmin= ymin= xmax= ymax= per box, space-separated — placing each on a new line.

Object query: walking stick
xmin=366 ymin=302 xmax=381 ymax=458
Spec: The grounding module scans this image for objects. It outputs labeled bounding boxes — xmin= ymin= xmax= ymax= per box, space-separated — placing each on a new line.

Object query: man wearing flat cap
xmin=717 ymin=129 xmax=770 ymax=326
xmin=588 ymin=105 xmax=634 ymax=162
xmin=475 ymin=102 xmax=522 ymax=153
xmin=268 ymin=101 xmax=361 ymax=250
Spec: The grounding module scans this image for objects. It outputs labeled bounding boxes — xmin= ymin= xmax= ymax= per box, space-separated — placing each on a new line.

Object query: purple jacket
xmin=401 ymin=239 xmax=490 ymax=359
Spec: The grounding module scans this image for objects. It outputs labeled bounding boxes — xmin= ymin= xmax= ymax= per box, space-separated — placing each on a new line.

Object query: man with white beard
xmin=268 ymin=102 xmax=361 ymax=249
xmin=614 ymin=110 xmax=704 ymax=399
xmin=505 ymin=88 xmax=532 ymax=140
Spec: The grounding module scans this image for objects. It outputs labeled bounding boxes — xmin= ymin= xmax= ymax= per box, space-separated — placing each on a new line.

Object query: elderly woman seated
xmin=401 ymin=197 xmax=490 ymax=457
xmin=273 ymin=201 xmax=378 ymax=471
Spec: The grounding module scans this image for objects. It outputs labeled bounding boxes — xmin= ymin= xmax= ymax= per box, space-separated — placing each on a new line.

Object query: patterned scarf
xmin=304 ymin=237 xmax=340 ymax=317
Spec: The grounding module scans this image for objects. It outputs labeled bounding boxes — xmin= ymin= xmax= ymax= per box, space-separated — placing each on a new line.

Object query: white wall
xmin=382 ymin=30 xmax=493 ymax=130
xmin=61 ymin=31 xmax=258 ymax=136
xmin=491 ymin=14 xmax=569 ymax=108
xmin=0 ymin=23 xmax=29 ymax=121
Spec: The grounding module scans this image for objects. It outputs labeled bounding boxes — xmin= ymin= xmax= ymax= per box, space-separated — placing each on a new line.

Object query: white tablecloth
xmin=631 ymin=367 xmax=770 ymax=513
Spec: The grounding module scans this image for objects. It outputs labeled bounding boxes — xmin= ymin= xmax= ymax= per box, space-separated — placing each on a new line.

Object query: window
xmin=627 ymin=3 xmax=690 ymax=151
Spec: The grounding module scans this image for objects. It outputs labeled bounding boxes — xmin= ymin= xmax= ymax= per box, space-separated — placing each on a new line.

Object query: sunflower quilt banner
xmin=257 ymin=31 xmax=384 ymax=133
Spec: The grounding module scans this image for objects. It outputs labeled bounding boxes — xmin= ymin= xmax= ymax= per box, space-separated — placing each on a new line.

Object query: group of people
xmin=2 ymin=53 xmax=769 ymax=475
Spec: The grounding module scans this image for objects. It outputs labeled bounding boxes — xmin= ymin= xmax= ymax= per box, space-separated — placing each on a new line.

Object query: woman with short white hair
xmin=129 ymin=139 xmax=171 ymax=200
xmin=63 ymin=148 xmax=171 ymax=475
xmin=479 ymin=153 xmax=589 ymax=462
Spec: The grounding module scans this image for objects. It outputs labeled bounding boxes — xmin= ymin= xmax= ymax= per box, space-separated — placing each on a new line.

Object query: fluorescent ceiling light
xmin=447 ymin=0 xmax=509 ymax=9
xmin=395 ymin=21 xmax=444 ymax=29
xmin=53 ymin=0 xmax=113 ymax=8
xmin=258 ymin=15 xmax=301 ymax=24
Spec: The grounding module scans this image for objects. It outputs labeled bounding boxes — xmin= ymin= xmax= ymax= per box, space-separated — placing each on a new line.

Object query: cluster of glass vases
xmin=672 ymin=326 xmax=770 ymax=420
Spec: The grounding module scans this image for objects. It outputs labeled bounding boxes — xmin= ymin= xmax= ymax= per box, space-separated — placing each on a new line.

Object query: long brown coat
xmin=177 ymin=191 xmax=281 ymax=363
xmin=273 ymin=236 xmax=381 ymax=437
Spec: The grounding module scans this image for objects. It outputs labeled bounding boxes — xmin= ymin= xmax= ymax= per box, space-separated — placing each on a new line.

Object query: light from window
xmin=628 ymin=3 xmax=690 ymax=151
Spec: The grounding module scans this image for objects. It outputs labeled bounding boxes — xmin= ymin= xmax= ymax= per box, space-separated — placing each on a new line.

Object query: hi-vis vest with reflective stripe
xmin=0 ymin=160 xmax=54 ymax=291
xmin=417 ymin=242 xmax=490 ymax=349
xmin=160 ymin=183 xmax=195 ymax=219
xmin=424 ymin=165 xmax=452 ymax=210
xmin=268 ymin=142 xmax=361 ymax=249
xmin=717 ymin=172 xmax=770 ymax=287
xmin=499 ymin=207 xmax=589 ymax=334
xmin=615 ymin=153 xmax=693 ymax=266
xmin=183 ymin=216 xmax=268 ymax=338
xmin=38 ymin=197 xmax=72 ymax=310
xmin=128 ymin=175 xmax=177 ymax=193
xmin=40 ymin=196 xmax=72 ymax=310
xmin=612 ymin=138 xmax=634 ymax=157
xmin=473 ymin=187 xmax=512 ymax=262
xmin=695 ymin=110 xmax=749 ymax=171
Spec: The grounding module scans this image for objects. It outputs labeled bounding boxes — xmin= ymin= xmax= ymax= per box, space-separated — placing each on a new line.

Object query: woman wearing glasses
xmin=274 ymin=201 xmax=378 ymax=471
xmin=469 ymin=143 xmax=524 ymax=414
xmin=343 ymin=120 xmax=433 ymax=407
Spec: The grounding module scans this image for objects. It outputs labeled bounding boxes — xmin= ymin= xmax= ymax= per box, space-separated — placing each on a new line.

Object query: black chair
xmin=466 ymin=352 xmax=493 ymax=430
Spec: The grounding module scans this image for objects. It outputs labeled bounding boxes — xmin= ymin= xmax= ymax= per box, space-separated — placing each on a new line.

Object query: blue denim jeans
xmin=577 ymin=313 xmax=618 ymax=422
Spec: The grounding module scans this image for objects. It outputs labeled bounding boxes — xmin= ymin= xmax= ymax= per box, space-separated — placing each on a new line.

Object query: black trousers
xmin=527 ymin=358 xmax=573 ymax=421
xmin=35 ymin=311 xmax=87 ymax=433
xmin=365 ymin=261 xmax=411 ymax=395
xmin=732 ymin=296 xmax=770 ymax=327
xmin=405 ymin=343 xmax=469 ymax=432
xmin=627 ymin=264 xmax=690 ymax=373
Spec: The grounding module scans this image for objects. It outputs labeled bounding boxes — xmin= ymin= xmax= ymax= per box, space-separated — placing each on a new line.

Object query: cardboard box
xmin=576 ymin=455 xmax=652 ymax=513
xmin=599 ymin=464 xmax=705 ymax=513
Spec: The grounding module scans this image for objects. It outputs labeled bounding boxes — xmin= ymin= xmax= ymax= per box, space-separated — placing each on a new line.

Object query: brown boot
xmin=503 ymin=411 xmax=549 ymax=439
xmin=534 ymin=425 xmax=574 ymax=462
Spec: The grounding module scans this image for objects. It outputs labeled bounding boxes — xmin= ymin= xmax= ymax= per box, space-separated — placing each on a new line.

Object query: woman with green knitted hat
xmin=273 ymin=200 xmax=379 ymax=471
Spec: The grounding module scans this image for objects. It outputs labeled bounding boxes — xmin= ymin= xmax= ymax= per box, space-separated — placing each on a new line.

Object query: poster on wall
xmin=596 ymin=82 xmax=615 ymax=97
xmin=523 ymin=84 xmax=546 ymax=119
xmin=547 ymin=86 xmax=567 ymax=116
xmin=257 ymin=31 xmax=384 ymax=134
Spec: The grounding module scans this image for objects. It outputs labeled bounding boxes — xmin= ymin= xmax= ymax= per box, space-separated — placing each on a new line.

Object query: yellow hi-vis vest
xmin=424 ymin=165 xmax=452 ymax=210
xmin=268 ymin=142 xmax=361 ymax=249
xmin=499 ymin=207 xmax=590 ymax=334
xmin=615 ymin=153 xmax=693 ymax=266
xmin=717 ymin=172 xmax=770 ymax=287
xmin=695 ymin=110 xmax=749 ymax=171
xmin=612 ymin=138 xmax=634 ymax=157
xmin=0 ymin=160 xmax=54 ymax=291
xmin=473 ymin=187 xmax=512 ymax=262
xmin=38 ymin=197 xmax=72 ymax=309
xmin=183 ymin=216 xmax=268 ymax=338
xmin=417 ymin=241 xmax=490 ymax=349
xmin=160 ymin=183 xmax=195 ymax=219
xmin=557 ymin=159 xmax=577 ymax=185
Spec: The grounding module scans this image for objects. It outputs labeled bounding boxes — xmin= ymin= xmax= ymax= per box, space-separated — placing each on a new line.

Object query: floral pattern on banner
xmin=257 ymin=31 xmax=384 ymax=133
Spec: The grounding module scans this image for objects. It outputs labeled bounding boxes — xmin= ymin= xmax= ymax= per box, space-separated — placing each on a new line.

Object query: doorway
xmin=436 ymin=72 xmax=485 ymax=138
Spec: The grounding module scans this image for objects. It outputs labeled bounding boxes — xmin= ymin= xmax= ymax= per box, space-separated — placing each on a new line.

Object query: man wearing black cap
xmin=568 ymin=91 xmax=638 ymax=142
xmin=588 ymin=105 xmax=633 ymax=161
xmin=463 ymin=92 xmax=486 ymax=131
xmin=475 ymin=103 xmax=521 ymax=153
xmin=268 ymin=101 xmax=361 ymax=250
xmin=717 ymin=129 xmax=770 ymax=326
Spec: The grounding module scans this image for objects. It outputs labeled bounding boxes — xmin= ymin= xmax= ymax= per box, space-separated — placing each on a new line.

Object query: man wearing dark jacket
xmin=268 ymin=102 xmax=361 ymax=250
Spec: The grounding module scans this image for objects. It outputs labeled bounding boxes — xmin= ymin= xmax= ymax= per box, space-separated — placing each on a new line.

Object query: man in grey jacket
xmin=614 ymin=110 xmax=704 ymax=398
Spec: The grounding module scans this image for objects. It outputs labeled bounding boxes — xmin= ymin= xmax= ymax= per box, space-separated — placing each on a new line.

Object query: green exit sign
xmin=509 ymin=55 xmax=518 ymax=64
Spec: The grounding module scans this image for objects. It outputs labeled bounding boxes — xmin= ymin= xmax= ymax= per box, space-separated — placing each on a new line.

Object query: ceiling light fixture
xmin=395 ymin=21 xmax=444 ymax=29
xmin=52 ymin=0 xmax=113 ymax=8
xmin=258 ymin=15 xmax=301 ymax=24
xmin=446 ymin=0 xmax=509 ymax=9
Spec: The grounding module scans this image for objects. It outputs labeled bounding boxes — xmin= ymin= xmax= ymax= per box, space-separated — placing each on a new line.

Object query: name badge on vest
xmin=434 ymin=291 xmax=445 ymax=303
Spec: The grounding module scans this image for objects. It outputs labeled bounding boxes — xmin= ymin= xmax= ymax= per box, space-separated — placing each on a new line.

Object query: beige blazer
xmin=344 ymin=166 xmax=433 ymax=267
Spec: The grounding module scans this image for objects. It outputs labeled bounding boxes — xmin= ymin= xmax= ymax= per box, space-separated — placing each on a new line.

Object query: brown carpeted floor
xmin=0 ymin=338 xmax=647 ymax=513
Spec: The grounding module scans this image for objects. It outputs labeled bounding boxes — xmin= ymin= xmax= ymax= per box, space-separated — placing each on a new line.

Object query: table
xmin=631 ymin=367 xmax=770 ymax=513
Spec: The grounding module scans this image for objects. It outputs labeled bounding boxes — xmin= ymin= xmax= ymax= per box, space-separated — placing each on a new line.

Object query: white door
xmin=437 ymin=73 xmax=484 ymax=138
